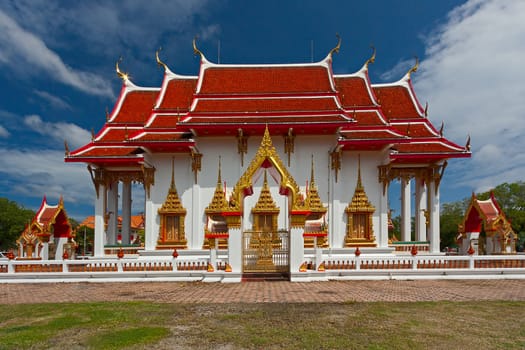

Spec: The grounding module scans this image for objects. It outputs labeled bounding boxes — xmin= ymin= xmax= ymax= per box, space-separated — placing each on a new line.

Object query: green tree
xmin=440 ymin=200 xmax=468 ymax=250
xmin=0 ymin=198 xmax=35 ymax=250
xmin=75 ymin=225 xmax=94 ymax=256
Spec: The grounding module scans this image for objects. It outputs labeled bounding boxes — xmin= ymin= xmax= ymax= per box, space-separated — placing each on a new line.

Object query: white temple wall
xmin=334 ymin=151 xmax=388 ymax=248
xmin=142 ymin=135 xmax=389 ymax=251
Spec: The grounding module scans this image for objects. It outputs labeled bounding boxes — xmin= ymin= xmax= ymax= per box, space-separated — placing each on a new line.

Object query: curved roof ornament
xmin=155 ymin=46 xmax=168 ymax=71
xmin=406 ymin=56 xmax=419 ymax=78
xmin=466 ymin=135 xmax=471 ymax=151
xmin=439 ymin=121 xmax=444 ymax=136
xmin=365 ymin=45 xmax=376 ymax=67
xmin=115 ymin=56 xmax=129 ymax=81
xmin=193 ymin=36 xmax=203 ymax=58
xmin=328 ymin=33 xmax=341 ymax=57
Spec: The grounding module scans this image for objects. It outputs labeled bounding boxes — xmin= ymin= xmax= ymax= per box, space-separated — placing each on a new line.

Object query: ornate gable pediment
xmin=230 ymin=126 xmax=302 ymax=211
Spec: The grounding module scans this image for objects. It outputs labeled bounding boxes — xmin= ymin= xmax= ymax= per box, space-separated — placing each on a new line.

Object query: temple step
xmin=241 ymin=272 xmax=289 ymax=282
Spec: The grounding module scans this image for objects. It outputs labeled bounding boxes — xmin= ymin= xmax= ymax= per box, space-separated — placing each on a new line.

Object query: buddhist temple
xmin=16 ymin=196 xmax=75 ymax=260
xmin=457 ymin=192 xmax=516 ymax=255
xmin=64 ymin=37 xmax=471 ymax=277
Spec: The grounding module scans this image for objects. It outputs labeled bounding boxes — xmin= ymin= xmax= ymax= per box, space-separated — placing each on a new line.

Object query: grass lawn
xmin=0 ymin=301 xmax=524 ymax=349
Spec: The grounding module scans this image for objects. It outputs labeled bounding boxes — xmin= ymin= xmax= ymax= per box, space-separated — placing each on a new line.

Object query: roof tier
xmin=65 ymin=45 xmax=470 ymax=166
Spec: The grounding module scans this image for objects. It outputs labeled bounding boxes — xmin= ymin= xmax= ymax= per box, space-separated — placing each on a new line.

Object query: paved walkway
xmin=2 ymin=279 xmax=525 ymax=304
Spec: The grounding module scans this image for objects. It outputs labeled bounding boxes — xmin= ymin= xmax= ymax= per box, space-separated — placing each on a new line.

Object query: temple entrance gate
xmin=242 ymin=229 xmax=289 ymax=273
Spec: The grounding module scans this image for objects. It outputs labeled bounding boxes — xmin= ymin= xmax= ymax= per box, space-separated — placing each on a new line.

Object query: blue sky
xmin=0 ymin=0 xmax=524 ymax=220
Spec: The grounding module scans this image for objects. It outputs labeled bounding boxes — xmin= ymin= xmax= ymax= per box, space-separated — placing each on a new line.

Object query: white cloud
xmin=0 ymin=148 xmax=92 ymax=205
xmin=0 ymin=125 xmax=9 ymax=138
xmin=415 ymin=0 xmax=525 ymax=192
xmin=379 ymin=58 xmax=413 ymax=82
xmin=0 ymin=8 xmax=115 ymax=98
xmin=23 ymin=114 xmax=91 ymax=149
xmin=33 ymin=90 xmax=72 ymax=110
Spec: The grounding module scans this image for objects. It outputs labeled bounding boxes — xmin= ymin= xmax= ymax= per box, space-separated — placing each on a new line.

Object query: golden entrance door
xmin=242 ymin=229 xmax=289 ymax=273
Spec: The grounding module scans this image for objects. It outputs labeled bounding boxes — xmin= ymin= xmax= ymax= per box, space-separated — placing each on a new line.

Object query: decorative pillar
xmin=144 ymin=197 xmax=156 ymax=251
xmin=428 ymin=180 xmax=440 ymax=253
xmin=415 ymin=178 xmax=427 ymax=242
xmin=192 ymin=182 xmax=200 ymax=249
xmin=107 ymin=181 xmax=119 ymax=245
xmin=379 ymin=180 xmax=389 ymax=248
xmin=401 ymin=176 xmax=412 ymax=242
xmin=94 ymin=183 xmax=106 ymax=257
xmin=289 ymin=226 xmax=304 ymax=274
xmin=121 ymin=180 xmax=132 ymax=244
xmin=228 ymin=227 xmax=242 ymax=273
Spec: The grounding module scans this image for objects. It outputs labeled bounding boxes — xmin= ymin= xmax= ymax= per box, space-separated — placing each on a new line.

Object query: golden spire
xmin=365 ymin=45 xmax=376 ymax=66
xmin=193 ymin=36 xmax=203 ymax=58
xmin=305 ymin=155 xmax=326 ymax=213
xmin=252 ymin=170 xmax=279 ymax=213
xmin=347 ymin=154 xmax=375 ymax=213
xmin=205 ymin=157 xmax=229 ymax=213
xmin=356 ymin=154 xmax=363 ymax=190
xmin=328 ymin=33 xmax=341 ymax=57
xmin=310 ymin=154 xmax=315 ymax=187
xmin=217 ymin=155 xmax=222 ymax=185
xmin=406 ymin=56 xmax=419 ymax=78
xmin=115 ymin=57 xmax=129 ymax=81
xmin=156 ymin=46 xmax=168 ymax=71
xmin=170 ymin=157 xmax=176 ymax=190
xmin=158 ymin=158 xmax=185 ymax=214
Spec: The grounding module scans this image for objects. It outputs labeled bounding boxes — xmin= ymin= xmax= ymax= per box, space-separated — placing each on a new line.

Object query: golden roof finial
xmin=407 ymin=56 xmax=419 ymax=78
xmin=466 ymin=135 xmax=471 ymax=151
xmin=424 ymin=102 xmax=428 ymax=116
xmin=91 ymin=128 xmax=95 ymax=141
xmin=328 ymin=33 xmax=341 ymax=57
xmin=156 ymin=46 xmax=168 ymax=71
xmin=115 ymin=56 xmax=129 ymax=81
xmin=64 ymin=140 xmax=70 ymax=156
xmin=439 ymin=121 xmax=444 ymax=136
xmin=365 ymin=45 xmax=376 ymax=66
xmin=193 ymin=36 xmax=203 ymax=58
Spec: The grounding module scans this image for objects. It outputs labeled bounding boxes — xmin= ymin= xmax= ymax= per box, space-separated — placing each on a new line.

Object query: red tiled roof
xmin=373 ymin=84 xmax=423 ymax=120
xmin=112 ymin=90 xmax=158 ymax=123
xmin=94 ymin=128 xmax=141 ymax=142
xmin=183 ymin=113 xmax=349 ymax=125
xmin=157 ymin=78 xmax=197 ymax=110
xmin=391 ymin=122 xmax=438 ymax=138
xmin=71 ymin=146 xmax=141 ymax=157
xmin=192 ymin=97 xmax=340 ymax=113
xmin=335 ymin=76 xmax=376 ymax=107
xmin=198 ymin=66 xmax=334 ymax=94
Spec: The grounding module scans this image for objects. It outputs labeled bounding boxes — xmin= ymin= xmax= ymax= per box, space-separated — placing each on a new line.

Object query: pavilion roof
xmin=65 ymin=41 xmax=470 ymax=166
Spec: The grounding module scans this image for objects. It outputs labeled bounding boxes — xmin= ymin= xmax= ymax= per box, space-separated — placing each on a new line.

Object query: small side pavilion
xmin=457 ymin=192 xmax=516 ymax=255
xmin=16 ymin=196 xmax=75 ymax=260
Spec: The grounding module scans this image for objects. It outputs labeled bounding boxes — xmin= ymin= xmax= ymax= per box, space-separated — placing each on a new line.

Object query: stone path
xmin=2 ymin=279 xmax=525 ymax=304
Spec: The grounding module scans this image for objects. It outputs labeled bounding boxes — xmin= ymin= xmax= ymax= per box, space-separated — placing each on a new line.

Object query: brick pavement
xmin=2 ymin=279 xmax=525 ymax=304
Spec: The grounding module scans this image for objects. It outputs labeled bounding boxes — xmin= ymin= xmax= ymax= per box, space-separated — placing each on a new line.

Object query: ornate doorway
xmin=242 ymin=171 xmax=289 ymax=274
xmin=242 ymin=229 xmax=289 ymax=273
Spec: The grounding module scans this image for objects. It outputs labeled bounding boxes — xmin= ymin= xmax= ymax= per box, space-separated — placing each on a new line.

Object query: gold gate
xmin=242 ymin=229 xmax=289 ymax=273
